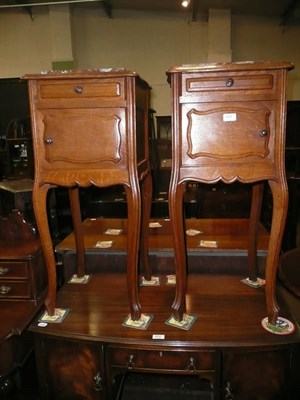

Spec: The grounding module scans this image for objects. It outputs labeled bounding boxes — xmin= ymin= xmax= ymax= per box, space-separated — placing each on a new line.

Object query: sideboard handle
xmin=0 ymin=285 xmax=11 ymax=295
xmin=186 ymin=357 xmax=196 ymax=372
xmin=225 ymin=382 xmax=235 ymax=399
xmin=0 ymin=266 xmax=9 ymax=275
xmin=93 ymin=371 xmax=103 ymax=391
xmin=126 ymin=354 xmax=135 ymax=369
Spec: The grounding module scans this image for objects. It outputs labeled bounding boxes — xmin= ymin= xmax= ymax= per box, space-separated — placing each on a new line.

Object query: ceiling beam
xmin=100 ymin=0 xmax=112 ymax=18
xmin=192 ymin=0 xmax=198 ymax=21
xmin=281 ymin=0 xmax=300 ymax=26
xmin=0 ymin=0 xmax=103 ymax=8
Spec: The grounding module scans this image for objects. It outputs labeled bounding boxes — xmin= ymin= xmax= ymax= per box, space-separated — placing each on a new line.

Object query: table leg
xmin=266 ymin=179 xmax=288 ymax=324
xmin=247 ymin=183 xmax=264 ymax=281
xmin=140 ymin=172 xmax=152 ymax=281
xmin=169 ymin=181 xmax=187 ymax=321
xmin=124 ymin=183 xmax=142 ymax=320
xmin=33 ymin=183 xmax=56 ymax=316
xmin=69 ymin=187 xmax=85 ymax=278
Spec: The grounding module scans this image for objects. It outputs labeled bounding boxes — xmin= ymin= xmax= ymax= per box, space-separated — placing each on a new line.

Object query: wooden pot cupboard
xmin=167 ymin=61 xmax=294 ymax=325
xmin=24 ymin=69 xmax=152 ymax=321
xmin=24 ymin=62 xmax=300 ymax=399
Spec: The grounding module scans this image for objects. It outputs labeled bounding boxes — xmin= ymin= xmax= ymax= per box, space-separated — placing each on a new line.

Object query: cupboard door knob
xmin=74 ymin=86 xmax=83 ymax=94
xmin=126 ymin=354 xmax=135 ymax=369
xmin=186 ymin=357 xmax=196 ymax=372
xmin=260 ymin=129 xmax=268 ymax=137
xmin=0 ymin=266 xmax=9 ymax=275
xmin=226 ymin=78 xmax=234 ymax=87
xmin=93 ymin=371 xmax=103 ymax=391
xmin=0 ymin=285 xmax=11 ymax=295
xmin=44 ymin=137 xmax=53 ymax=145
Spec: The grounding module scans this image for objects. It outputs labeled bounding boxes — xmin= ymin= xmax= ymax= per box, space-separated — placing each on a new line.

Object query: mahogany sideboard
xmin=29 ymin=216 xmax=300 ymax=399
xmin=29 ymin=271 xmax=300 ymax=400
xmin=167 ymin=61 xmax=294 ymax=326
xmin=23 ymin=69 xmax=152 ymax=321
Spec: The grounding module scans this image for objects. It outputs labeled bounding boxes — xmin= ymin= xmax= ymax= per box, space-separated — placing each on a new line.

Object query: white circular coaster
xmin=261 ymin=316 xmax=295 ymax=335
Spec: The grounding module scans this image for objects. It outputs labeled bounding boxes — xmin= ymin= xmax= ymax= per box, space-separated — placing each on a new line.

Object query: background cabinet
xmin=0 ymin=213 xmax=47 ymax=398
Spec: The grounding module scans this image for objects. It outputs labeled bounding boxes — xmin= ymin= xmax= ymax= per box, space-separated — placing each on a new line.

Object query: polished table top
xmin=29 ymin=272 xmax=300 ymax=348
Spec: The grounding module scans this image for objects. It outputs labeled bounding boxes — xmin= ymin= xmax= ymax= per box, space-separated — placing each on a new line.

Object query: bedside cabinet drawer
xmin=0 ymin=262 xmax=28 ymax=279
xmin=0 ymin=280 xmax=30 ymax=299
xmin=181 ymin=71 xmax=276 ymax=101
xmin=107 ymin=346 xmax=216 ymax=372
xmin=37 ymin=78 xmax=125 ymax=108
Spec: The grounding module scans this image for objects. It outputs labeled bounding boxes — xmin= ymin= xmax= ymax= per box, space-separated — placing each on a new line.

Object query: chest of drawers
xmin=167 ymin=61 xmax=294 ymax=327
xmin=0 ymin=241 xmax=47 ymax=302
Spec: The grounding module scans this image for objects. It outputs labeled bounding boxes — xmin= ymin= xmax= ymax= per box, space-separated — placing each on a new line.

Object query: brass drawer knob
xmin=0 ymin=285 xmax=11 ymax=295
xmin=226 ymin=78 xmax=234 ymax=87
xmin=0 ymin=266 xmax=9 ymax=275
xmin=74 ymin=86 xmax=83 ymax=94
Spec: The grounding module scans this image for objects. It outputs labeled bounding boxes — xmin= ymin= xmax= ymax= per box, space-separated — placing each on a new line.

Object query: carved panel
xmin=42 ymin=110 xmax=123 ymax=165
xmin=185 ymin=106 xmax=271 ymax=160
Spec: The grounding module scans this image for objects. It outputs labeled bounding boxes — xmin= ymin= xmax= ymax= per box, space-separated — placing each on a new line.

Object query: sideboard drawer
xmin=0 ymin=261 xmax=28 ymax=279
xmin=0 ymin=280 xmax=30 ymax=298
xmin=107 ymin=346 xmax=216 ymax=372
xmin=37 ymin=78 xmax=126 ymax=108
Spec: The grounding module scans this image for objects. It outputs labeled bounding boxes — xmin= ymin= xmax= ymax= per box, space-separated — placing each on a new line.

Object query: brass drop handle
xmin=260 ymin=129 xmax=268 ymax=137
xmin=126 ymin=354 xmax=135 ymax=369
xmin=74 ymin=86 xmax=83 ymax=94
xmin=226 ymin=78 xmax=234 ymax=87
xmin=0 ymin=266 xmax=9 ymax=275
xmin=186 ymin=357 xmax=196 ymax=372
xmin=93 ymin=371 xmax=103 ymax=391
xmin=225 ymin=382 xmax=235 ymax=399
xmin=44 ymin=137 xmax=53 ymax=145
xmin=0 ymin=285 xmax=11 ymax=295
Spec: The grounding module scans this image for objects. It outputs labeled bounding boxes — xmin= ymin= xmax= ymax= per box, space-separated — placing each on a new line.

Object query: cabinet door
xmin=35 ymin=336 xmax=105 ymax=400
xmin=180 ymin=101 xmax=276 ymax=183
xmin=221 ymin=347 xmax=291 ymax=400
